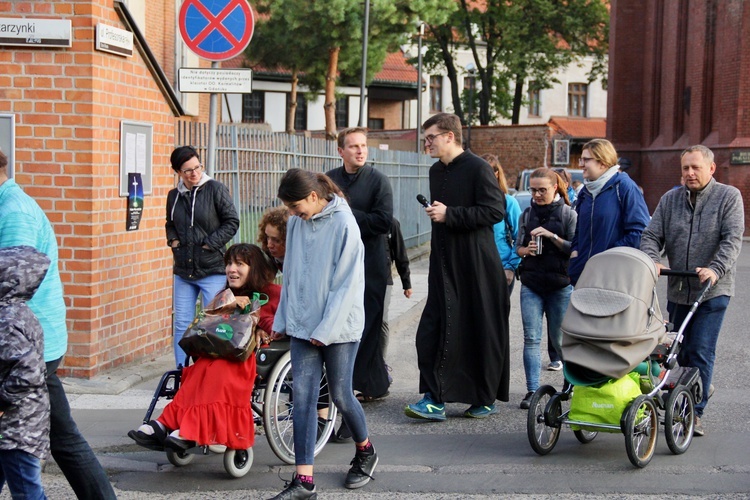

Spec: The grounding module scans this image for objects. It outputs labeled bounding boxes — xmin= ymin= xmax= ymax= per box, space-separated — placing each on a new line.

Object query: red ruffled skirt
xmin=157 ymin=356 xmax=256 ymax=450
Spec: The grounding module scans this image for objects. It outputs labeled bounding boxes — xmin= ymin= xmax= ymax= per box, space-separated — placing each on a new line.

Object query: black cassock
xmin=416 ymin=151 xmax=510 ymax=405
xmin=327 ymin=165 xmax=393 ymax=397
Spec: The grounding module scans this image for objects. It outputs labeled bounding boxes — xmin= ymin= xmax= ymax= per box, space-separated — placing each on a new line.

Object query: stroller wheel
xmin=526 ymin=385 xmax=560 ymax=455
xmin=573 ymin=428 xmax=598 ymax=444
xmin=166 ymin=448 xmax=194 ymax=467
xmin=664 ymin=385 xmax=695 ymax=455
xmin=623 ymin=395 xmax=658 ymax=468
xmin=223 ymin=448 xmax=253 ymax=478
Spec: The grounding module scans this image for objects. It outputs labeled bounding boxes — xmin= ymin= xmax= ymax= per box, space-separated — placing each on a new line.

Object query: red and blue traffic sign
xmin=179 ymin=0 xmax=254 ymax=61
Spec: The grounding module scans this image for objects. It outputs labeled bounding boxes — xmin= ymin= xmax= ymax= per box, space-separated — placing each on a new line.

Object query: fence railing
xmin=177 ymin=122 xmax=434 ymax=249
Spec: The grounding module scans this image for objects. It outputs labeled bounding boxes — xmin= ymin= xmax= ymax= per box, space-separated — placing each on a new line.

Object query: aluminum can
xmin=535 ymin=235 xmax=543 ymax=255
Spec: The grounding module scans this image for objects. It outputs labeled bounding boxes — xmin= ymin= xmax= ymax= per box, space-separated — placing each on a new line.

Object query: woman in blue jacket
xmin=483 ymin=154 xmax=521 ymax=294
xmin=269 ymin=169 xmax=377 ymax=499
xmin=568 ymin=139 xmax=650 ymax=285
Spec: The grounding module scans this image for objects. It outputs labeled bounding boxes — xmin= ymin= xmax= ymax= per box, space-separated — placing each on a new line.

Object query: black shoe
xmin=345 ymin=446 xmax=378 ymax=489
xmin=163 ymin=432 xmax=196 ymax=453
xmin=520 ymin=391 xmax=534 ymax=410
xmin=128 ymin=421 xmax=167 ymax=450
xmin=267 ymin=477 xmax=317 ymax=500
xmin=330 ymin=420 xmax=352 ymax=443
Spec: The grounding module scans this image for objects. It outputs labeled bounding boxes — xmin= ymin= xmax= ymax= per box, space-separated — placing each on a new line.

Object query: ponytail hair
xmin=530 ymin=167 xmax=570 ymax=206
xmin=277 ymin=168 xmax=343 ymax=203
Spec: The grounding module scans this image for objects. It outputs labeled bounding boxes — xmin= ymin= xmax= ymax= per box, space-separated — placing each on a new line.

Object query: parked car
xmin=513 ymin=168 xmax=583 ymax=213
xmin=515 ymin=168 xmax=584 ymax=192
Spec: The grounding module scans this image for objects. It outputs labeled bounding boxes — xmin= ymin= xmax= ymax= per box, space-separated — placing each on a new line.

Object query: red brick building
xmin=0 ymin=0 xmax=212 ymax=377
xmin=608 ymin=0 xmax=750 ymax=233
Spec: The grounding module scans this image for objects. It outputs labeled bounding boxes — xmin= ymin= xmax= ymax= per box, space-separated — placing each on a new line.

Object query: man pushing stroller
xmin=640 ymin=145 xmax=744 ymax=436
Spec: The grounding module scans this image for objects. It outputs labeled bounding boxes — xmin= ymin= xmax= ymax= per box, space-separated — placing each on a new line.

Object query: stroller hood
xmin=562 ymin=247 xmax=666 ymax=381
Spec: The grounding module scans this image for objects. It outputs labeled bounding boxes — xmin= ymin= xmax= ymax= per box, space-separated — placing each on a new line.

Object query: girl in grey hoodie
xmin=269 ymin=169 xmax=377 ymax=499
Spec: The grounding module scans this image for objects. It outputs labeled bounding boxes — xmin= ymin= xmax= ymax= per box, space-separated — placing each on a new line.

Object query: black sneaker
xmin=520 ymin=391 xmax=534 ymax=410
xmin=345 ymin=446 xmax=378 ymax=489
xmin=267 ymin=477 xmax=317 ymax=500
xmin=330 ymin=420 xmax=353 ymax=443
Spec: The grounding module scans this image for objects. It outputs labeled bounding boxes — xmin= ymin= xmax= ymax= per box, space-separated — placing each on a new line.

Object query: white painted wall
xmin=402 ymin=44 xmax=607 ymax=128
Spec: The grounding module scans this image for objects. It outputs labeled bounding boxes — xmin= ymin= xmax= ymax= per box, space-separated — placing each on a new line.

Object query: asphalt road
xmin=14 ymin=250 xmax=750 ymax=499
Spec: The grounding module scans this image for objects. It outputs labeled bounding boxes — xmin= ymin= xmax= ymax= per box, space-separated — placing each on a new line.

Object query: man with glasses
xmin=640 ymin=145 xmax=744 ymax=436
xmin=405 ymin=113 xmax=510 ymax=421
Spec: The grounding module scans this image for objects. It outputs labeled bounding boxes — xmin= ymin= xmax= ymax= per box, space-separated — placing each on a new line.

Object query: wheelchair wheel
xmin=664 ymin=385 xmax=695 ymax=455
xmin=223 ymin=448 xmax=253 ymax=478
xmin=623 ymin=395 xmax=658 ymax=468
xmin=165 ymin=448 xmax=194 ymax=467
xmin=263 ymin=351 xmax=337 ymax=465
xmin=527 ymin=385 xmax=560 ymax=455
xmin=574 ymin=428 xmax=598 ymax=444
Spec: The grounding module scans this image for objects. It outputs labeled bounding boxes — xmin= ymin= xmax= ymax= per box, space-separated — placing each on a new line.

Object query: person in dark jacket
xmin=0 ymin=246 xmax=50 ymax=499
xmin=405 ymin=113 xmax=509 ymax=421
xmin=568 ymin=139 xmax=650 ymax=285
xmin=515 ymin=169 xmax=577 ymax=409
xmin=165 ymin=146 xmax=240 ymax=368
xmin=380 ymin=217 xmax=412 ymax=381
xmin=327 ymin=128 xmax=393 ymax=404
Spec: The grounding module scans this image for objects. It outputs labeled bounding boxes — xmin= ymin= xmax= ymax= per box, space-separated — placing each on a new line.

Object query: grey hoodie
xmin=640 ymin=178 xmax=744 ymax=304
xmin=0 ymin=246 xmax=51 ymax=460
xmin=272 ymin=195 xmax=365 ymax=345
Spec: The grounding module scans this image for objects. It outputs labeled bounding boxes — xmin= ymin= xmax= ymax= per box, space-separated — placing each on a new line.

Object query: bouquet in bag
xmin=178 ymin=288 xmax=268 ymax=362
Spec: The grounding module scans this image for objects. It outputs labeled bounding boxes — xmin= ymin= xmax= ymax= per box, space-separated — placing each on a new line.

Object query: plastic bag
xmin=569 ymin=372 xmax=642 ymax=427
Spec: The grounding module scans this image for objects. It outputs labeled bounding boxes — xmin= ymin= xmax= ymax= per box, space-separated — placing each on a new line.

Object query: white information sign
xmin=178 ymin=68 xmax=253 ymax=94
xmin=96 ymin=23 xmax=133 ymax=57
xmin=0 ymin=18 xmax=71 ymax=47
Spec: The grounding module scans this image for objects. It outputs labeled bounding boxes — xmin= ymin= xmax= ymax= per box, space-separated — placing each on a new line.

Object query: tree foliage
xmin=423 ymin=0 xmax=609 ymax=125
xmin=247 ymin=0 xmax=452 ymax=137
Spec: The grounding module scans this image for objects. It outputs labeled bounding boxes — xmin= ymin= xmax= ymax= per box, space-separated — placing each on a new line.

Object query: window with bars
xmin=242 ymin=92 xmax=265 ymax=123
xmin=335 ymin=96 xmax=349 ymax=128
xmin=568 ymin=83 xmax=588 ymax=117
xmin=430 ymin=76 xmax=443 ymax=112
xmin=287 ymin=93 xmax=307 ymax=131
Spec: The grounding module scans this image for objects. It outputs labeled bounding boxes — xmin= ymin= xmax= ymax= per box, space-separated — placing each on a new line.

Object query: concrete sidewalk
xmin=63 ymin=243 xmax=432 ymax=397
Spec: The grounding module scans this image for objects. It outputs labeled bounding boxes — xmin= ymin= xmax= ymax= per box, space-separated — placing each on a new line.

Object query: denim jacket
xmin=272 ymin=195 xmax=365 ymax=345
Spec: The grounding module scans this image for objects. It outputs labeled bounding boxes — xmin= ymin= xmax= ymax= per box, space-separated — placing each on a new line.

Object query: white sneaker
xmin=208 ymin=444 xmax=227 ymax=453
xmin=547 ymin=361 xmax=563 ymax=371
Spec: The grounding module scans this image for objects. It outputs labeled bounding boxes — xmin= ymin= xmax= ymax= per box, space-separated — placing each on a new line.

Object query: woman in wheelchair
xmin=128 ymin=243 xmax=280 ymax=452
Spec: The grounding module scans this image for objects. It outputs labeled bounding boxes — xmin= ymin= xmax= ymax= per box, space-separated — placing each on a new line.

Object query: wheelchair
xmin=137 ymin=338 xmax=338 ymax=477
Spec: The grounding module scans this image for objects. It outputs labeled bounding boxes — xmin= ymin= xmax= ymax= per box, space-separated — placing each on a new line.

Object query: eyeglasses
xmin=529 ymin=187 xmax=549 ymax=195
xmin=181 ymin=164 xmax=203 ymax=174
xmin=424 ymin=132 xmax=449 ymax=144
xmin=578 ymin=157 xmax=597 ymax=164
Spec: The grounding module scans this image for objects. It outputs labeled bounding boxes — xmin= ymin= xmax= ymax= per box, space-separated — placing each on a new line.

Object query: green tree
xmin=424 ymin=0 xmax=609 ymax=125
xmin=248 ymin=0 xmax=451 ymax=138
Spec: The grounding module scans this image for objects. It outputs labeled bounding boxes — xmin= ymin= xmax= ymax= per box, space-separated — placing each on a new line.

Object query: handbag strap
xmin=240 ymin=292 xmax=269 ymax=314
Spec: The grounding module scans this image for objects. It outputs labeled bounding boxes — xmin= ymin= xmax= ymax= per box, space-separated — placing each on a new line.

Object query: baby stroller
xmin=135 ymin=339 xmax=337 ymax=477
xmin=526 ymin=247 xmax=709 ymax=468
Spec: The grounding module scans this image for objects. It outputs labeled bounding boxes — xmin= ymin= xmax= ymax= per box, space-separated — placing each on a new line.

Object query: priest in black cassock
xmin=327 ymin=128 xmax=393 ymax=405
xmin=405 ymin=113 xmax=510 ymax=421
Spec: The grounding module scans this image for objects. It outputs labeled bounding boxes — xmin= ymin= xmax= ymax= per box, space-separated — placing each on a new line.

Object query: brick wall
xmin=368 ymin=99 xmax=404 ymax=130
xmin=610 ymin=0 xmax=750 ymax=232
xmin=0 ymin=0 xmax=208 ymax=377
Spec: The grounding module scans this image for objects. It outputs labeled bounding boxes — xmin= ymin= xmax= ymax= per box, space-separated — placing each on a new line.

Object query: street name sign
xmin=96 ymin=23 xmax=133 ymax=57
xmin=179 ymin=0 xmax=254 ymax=61
xmin=178 ymin=68 xmax=252 ymax=93
xmin=0 ymin=17 xmax=71 ymax=47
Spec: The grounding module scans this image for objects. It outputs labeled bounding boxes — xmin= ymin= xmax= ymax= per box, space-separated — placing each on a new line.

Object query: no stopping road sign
xmin=179 ymin=0 xmax=254 ymax=61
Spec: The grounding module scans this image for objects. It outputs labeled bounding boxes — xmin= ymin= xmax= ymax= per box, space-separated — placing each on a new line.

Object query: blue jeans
xmin=46 ymin=358 xmax=116 ymax=500
xmin=520 ymin=285 xmax=572 ymax=392
xmin=668 ymin=295 xmax=730 ymax=417
xmin=173 ymin=273 xmax=227 ymax=367
xmin=290 ymin=337 xmax=368 ymax=465
xmin=0 ymin=449 xmax=46 ymax=500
